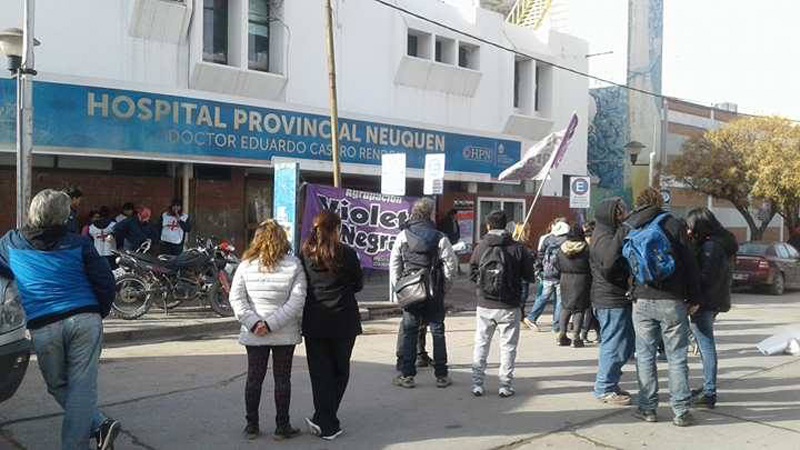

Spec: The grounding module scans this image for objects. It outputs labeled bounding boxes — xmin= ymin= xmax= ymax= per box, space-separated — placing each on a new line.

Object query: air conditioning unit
xmin=712 ymin=102 xmax=738 ymax=113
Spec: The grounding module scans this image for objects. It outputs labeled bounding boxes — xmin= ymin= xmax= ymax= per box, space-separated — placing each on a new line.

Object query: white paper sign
xmin=381 ymin=153 xmax=407 ymax=195
xmin=424 ymin=153 xmax=446 ymax=195
xmin=569 ymin=176 xmax=591 ymax=209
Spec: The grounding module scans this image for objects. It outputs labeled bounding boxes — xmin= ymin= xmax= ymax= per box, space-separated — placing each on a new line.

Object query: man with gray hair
xmin=390 ymin=198 xmax=457 ymax=389
xmin=0 ymin=189 xmax=120 ymax=450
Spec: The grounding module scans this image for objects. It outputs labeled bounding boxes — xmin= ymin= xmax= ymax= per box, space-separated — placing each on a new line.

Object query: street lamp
xmin=0 ymin=11 xmax=40 ymax=228
xmin=624 ymin=140 xmax=646 ymax=165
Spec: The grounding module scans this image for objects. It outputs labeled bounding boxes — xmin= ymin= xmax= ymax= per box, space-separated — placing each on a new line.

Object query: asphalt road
xmin=2 ymin=290 xmax=799 ymax=450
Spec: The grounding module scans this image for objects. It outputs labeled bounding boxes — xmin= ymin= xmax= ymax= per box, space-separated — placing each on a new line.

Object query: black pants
xmin=395 ymin=320 xmax=428 ymax=370
xmin=245 ymin=345 xmax=295 ymax=428
xmin=104 ymin=255 xmax=117 ymax=270
xmin=305 ymin=336 xmax=357 ymax=435
xmin=559 ymin=308 xmax=595 ymax=339
xmin=160 ymin=241 xmax=183 ymax=256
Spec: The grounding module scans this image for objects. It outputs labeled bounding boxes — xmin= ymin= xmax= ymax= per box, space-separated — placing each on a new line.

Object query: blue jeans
xmin=525 ymin=280 xmax=561 ymax=329
xmin=593 ymin=306 xmax=635 ymax=398
xmin=29 ymin=313 xmax=107 ymax=450
xmin=690 ymin=310 xmax=718 ymax=395
xmin=401 ymin=310 xmax=447 ymax=378
xmin=633 ymin=299 xmax=692 ymax=417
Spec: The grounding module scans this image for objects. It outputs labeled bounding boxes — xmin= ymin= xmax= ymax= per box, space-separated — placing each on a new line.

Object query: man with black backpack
xmin=390 ymin=198 xmax=457 ymax=389
xmin=469 ymin=211 xmax=535 ymax=398
xmin=624 ymin=188 xmax=702 ymax=427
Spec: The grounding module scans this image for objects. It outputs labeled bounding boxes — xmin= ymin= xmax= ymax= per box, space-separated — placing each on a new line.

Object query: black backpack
xmin=478 ymin=245 xmax=509 ymax=301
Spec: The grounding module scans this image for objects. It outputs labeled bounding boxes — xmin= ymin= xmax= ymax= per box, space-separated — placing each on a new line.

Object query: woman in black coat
xmin=685 ymin=207 xmax=738 ymax=410
xmin=300 ymin=210 xmax=363 ymax=441
xmin=555 ymin=223 xmax=593 ymax=348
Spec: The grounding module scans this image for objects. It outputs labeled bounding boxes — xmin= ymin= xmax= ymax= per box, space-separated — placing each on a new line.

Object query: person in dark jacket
xmin=627 ymin=188 xmax=702 ymax=427
xmin=390 ymin=198 xmax=457 ymax=389
xmin=685 ymin=207 xmax=738 ymax=410
xmin=65 ymin=187 xmax=83 ymax=234
xmin=0 ymin=189 xmax=120 ymax=450
xmin=300 ymin=210 xmax=363 ymax=441
xmin=555 ymin=224 xmax=592 ymax=348
xmin=113 ymin=207 xmax=156 ymax=252
xmin=523 ymin=220 xmax=569 ymax=331
xmin=590 ymin=197 xmax=635 ymax=406
xmin=438 ymin=209 xmax=461 ymax=245
xmin=469 ymin=210 xmax=535 ymax=398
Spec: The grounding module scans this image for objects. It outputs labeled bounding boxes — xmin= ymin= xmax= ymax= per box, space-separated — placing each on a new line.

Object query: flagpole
xmin=521 ymin=173 xmax=548 ymax=228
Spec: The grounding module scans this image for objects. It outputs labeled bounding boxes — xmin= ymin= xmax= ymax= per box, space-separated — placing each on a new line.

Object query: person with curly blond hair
xmin=229 ymin=220 xmax=307 ymax=441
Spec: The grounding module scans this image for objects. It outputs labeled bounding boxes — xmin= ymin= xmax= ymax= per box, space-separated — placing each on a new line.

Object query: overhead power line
xmin=370 ymin=0 xmax=799 ymax=122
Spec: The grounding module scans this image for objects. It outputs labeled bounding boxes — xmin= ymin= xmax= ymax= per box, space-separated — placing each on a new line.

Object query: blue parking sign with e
xmin=572 ymin=178 xmax=589 ymax=195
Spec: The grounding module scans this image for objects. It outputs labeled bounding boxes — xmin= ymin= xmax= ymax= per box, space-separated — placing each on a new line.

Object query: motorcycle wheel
xmin=208 ymin=281 xmax=234 ymax=317
xmin=113 ymin=274 xmax=153 ymax=320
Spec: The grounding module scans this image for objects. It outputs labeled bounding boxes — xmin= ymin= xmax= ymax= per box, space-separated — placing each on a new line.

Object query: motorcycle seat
xmin=164 ymin=251 xmax=208 ymax=269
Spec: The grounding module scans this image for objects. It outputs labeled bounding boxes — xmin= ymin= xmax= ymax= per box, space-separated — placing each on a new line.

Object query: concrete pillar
xmin=182 ymin=163 xmax=192 ymax=213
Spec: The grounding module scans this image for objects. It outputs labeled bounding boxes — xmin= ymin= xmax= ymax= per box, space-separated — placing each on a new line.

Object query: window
xmin=458 ymin=43 xmax=479 ymax=69
xmin=786 ymin=244 xmax=799 ymax=259
xmin=112 ymin=159 xmax=170 ymax=177
xmin=513 ymin=58 xmax=532 ymax=111
xmin=407 ymin=29 xmax=432 ymax=59
xmin=248 ymin=0 xmax=270 ymax=72
xmin=776 ymin=245 xmax=790 ymax=259
xmin=434 ymin=36 xmax=455 ymax=64
xmin=203 ymin=0 xmax=228 ymax=64
xmin=407 ymin=34 xmax=418 ymax=57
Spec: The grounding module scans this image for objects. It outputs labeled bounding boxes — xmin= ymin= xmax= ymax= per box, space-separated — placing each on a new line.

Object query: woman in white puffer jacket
xmin=229 ymin=219 xmax=307 ymax=441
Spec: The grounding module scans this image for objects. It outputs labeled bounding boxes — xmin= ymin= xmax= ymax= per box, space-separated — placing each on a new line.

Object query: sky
xmin=565 ymin=0 xmax=800 ymax=119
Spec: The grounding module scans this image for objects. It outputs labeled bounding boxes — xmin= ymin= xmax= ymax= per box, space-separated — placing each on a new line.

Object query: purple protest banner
xmin=301 ymin=184 xmax=417 ymax=269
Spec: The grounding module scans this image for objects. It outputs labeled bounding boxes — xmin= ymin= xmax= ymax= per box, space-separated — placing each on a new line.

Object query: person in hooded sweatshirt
xmin=469 ymin=210 xmax=535 ymax=398
xmin=626 ymin=188 xmax=702 ymax=427
xmin=523 ymin=219 xmax=570 ymax=332
xmin=590 ymin=198 xmax=635 ymax=405
xmin=555 ymin=224 xmax=592 ymax=348
xmin=685 ymin=207 xmax=738 ymax=410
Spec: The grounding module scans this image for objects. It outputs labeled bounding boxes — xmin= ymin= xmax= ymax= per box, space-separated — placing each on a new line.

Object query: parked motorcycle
xmin=112 ymin=236 xmax=239 ymax=320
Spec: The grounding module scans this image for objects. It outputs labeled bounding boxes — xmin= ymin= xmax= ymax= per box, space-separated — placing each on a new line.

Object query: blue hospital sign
xmin=0 ymin=80 xmax=521 ymax=178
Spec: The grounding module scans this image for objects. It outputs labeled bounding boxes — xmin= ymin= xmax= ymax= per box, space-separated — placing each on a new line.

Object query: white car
xmin=0 ymin=276 xmax=30 ymax=403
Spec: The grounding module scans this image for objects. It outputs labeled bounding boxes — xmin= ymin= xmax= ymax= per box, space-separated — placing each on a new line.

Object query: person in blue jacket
xmin=0 ymin=189 xmax=121 ymax=450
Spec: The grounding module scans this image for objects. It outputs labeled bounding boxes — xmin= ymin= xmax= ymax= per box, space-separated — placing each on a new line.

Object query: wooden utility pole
xmin=324 ymin=0 xmax=341 ymax=188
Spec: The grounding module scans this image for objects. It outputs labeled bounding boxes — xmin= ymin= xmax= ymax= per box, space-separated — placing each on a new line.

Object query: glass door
xmin=476 ymin=198 xmax=526 ymax=237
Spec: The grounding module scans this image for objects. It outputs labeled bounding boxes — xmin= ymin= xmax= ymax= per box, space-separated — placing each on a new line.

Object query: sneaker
xmin=392 ymin=375 xmax=415 ymax=389
xmin=472 ymin=385 xmax=485 ymax=397
xmin=436 ymin=376 xmax=452 ymax=388
xmin=305 ymin=418 xmax=322 ymax=437
xmin=95 ymin=418 xmax=121 ymax=450
xmin=633 ymin=408 xmax=658 ymax=423
xmin=321 ymin=429 xmax=345 ymax=441
xmin=673 ymin=412 xmax=696 ymax=427
xmin=499 ymin=387 xmax=515 ymax=398
xmin=572 ymin=338 xmax=585 ymax=348
xmin=242 ymin=423 xmax=260 ymax=441
xmin=523 ymin=318 xmax=540 ymax=331
xmin=694 ymin=393 xmax=717 ymax=409
xmin=657 ymin=352 xmax=668 ymax=362
xmin=557 ymin=335 xmax=572 ymax=347
xmin=273 ymin=425 xmax=301 ymax=441
xmin=416 ymin=353 xmax=433 ymax=368
xmin=597 ymin=391 xmax=632 ymax=406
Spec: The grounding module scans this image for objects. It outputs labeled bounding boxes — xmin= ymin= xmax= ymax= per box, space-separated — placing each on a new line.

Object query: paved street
xmin=2 ymin=290 xmax=799 ymax=450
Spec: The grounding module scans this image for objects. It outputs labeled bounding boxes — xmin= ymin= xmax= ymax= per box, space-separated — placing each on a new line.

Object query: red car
xmin=733 ymin=241 xmax=800 ymax=295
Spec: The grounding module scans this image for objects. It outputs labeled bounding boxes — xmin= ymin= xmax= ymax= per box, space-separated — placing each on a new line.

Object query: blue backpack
xmin=623 ymin=213 xmax=676 ymax=285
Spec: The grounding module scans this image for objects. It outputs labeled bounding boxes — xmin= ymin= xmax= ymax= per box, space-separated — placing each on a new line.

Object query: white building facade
xmin=0 ymin=0 xmax=588 ymax=245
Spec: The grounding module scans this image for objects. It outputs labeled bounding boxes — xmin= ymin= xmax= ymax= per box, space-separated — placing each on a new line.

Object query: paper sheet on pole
xmin=424 ymin=153 xmax=446 ymax=195
xmin=381 ymin=153 xmax=406 ymax=195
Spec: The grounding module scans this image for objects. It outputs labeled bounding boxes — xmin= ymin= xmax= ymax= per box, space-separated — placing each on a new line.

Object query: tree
xmin=667 ymin=123 xmax=776 ymax=240
xmin=736 ymin=117 xmax=800 ymax=236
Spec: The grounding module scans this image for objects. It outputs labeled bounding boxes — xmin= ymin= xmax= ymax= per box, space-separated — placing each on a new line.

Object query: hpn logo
xmin=462 ymin=146 xmax=493 ymax=162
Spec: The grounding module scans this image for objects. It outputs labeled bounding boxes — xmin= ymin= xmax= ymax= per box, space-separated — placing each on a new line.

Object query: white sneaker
xmin=499 ymin=387 xmax=515 ymax=398
xmin=305 ymin=417 xmax=321 ymax=436
xmin=322 ymin=429 xmax=344 ymax=441
xmin=472 ymin=385 xmax=485 ymax=397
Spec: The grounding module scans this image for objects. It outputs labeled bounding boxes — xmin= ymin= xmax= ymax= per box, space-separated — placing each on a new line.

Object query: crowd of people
xmin=59 ymin=188 xmax=193 ymax=261
xmin=0 ymin=185 xmax=739 ymax=448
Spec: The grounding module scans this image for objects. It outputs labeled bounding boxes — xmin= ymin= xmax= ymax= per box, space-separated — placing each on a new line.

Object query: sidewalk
xmin=104 ymin=268 xmax=481 ymax=344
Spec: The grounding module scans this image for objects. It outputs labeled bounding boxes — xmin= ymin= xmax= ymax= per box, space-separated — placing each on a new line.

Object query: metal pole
xmin=653 ymin=96 xmax=668 ymax=189
xmin=324 ymin=0 xmax=341 ymax=188
xmin=520 ymin=175 xmax=548 ymax=229
xmin=16 ymin=0 xmax=35 ymax=228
